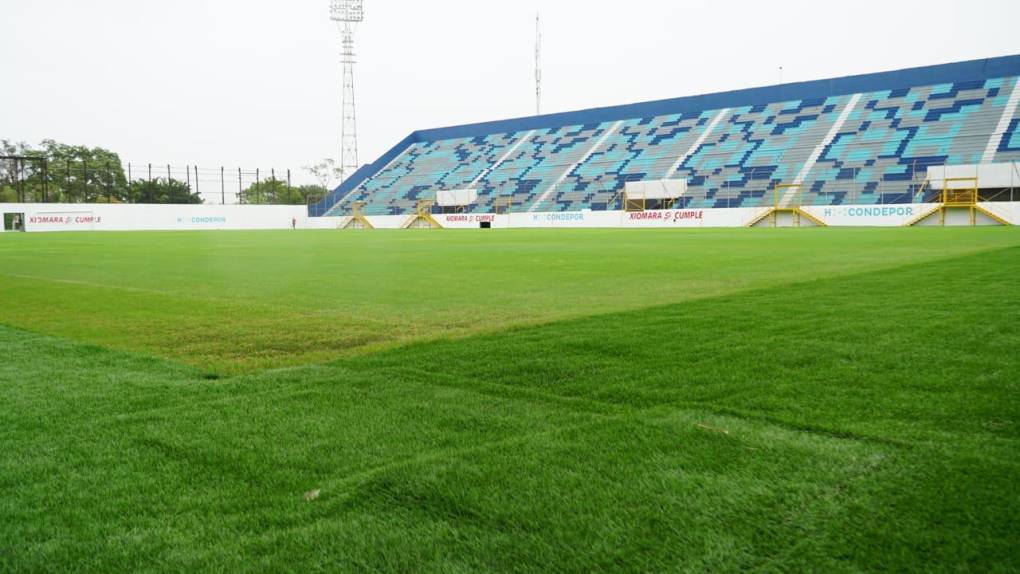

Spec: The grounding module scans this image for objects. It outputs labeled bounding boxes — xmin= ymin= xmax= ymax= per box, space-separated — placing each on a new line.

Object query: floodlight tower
xmin=330 ymin=0 xmax=364 ymax=182
xmin=535 ymin=12 xmax=542 ymax=115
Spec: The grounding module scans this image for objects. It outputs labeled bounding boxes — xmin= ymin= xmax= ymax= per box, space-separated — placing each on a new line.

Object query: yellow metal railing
xmin=605 ymin=191 xmax=623 ymax=211
xmin=494 ymin=196 xmax=513 ymax=215
xmin=341 ymin=201 xmax=374 ymax=229
xmin=773 ymin=183 xmax=802 ymax=209
xmin=416 ymin=199 xmax=435 ymax=216
xmin=912 ymin=178 xmax=932 ymax=203
xmin=743 ymin=183 xmax=825 ymax=227
xmin=623 ymin=193 xmax=645 ymax=212
xmin=620 ymin=191 xmax=680 ymax=212
xmin=942 ymin=177 xmax=979 ymax=206
xmin=401 ymin=199 xmax=442 ymax=229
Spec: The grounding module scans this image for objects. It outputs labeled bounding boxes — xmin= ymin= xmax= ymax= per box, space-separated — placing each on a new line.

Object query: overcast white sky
xmin=2 ymin=0 xmax=1019 ymax=184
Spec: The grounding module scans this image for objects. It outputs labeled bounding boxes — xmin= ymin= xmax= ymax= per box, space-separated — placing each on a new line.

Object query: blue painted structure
xmin=310 ymin=55 xmax=1020 ymax=217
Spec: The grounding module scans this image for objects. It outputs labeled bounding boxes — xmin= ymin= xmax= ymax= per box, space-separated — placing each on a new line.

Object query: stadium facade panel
xmin=310 ymin=55 xmax=1020 ymax=217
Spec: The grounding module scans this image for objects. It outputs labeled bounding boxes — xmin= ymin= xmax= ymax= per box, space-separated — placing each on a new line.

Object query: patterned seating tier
xmin=314 ymin=55 xmax=1020 ymax=217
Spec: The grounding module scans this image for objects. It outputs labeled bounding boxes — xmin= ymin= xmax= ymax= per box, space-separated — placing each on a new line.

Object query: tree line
xmin=1 ymin=140 xmax=329 ymax=205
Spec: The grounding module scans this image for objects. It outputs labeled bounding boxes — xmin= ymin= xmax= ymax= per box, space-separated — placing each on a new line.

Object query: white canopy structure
xmin=435 ymin=188 xmax=479 ymax=206
xmin=624 ymin=179 xmax=688 ymax=200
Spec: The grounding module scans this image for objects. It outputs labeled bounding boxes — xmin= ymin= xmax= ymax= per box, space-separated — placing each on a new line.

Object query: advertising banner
xmin=4 ymin=202 xmax=1017 ymax=232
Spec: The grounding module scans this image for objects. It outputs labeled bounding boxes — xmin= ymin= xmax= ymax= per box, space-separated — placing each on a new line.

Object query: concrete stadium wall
xmin=3 ymin=202 xmax=1018 ymax=232
xmin=428 ymin=203 xmax=1016 ymax=228
xmin=0 ymin=203 xmax=338 ymax=232
xmin=428 ymin=203 xmax=1017 ymax=228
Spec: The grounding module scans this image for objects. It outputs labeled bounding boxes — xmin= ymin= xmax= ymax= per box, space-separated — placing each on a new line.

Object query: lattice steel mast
xmin=330 ymin=0 xmax=364 ymax=182
xmin=535 ymin=12 xmax=542 ymax=115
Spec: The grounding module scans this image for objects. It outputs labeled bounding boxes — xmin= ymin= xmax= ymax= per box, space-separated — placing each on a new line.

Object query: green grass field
xmin=1 ymin=228 xmax=1018 ymax=571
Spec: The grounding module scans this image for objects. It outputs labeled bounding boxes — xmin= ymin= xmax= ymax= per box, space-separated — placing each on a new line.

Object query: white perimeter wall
xmin=2 ymin=202 xmax=1018 ymax=232
xmin=431 ymin=203 xmax=1017 ymax=228
xmin=0 ymin=203 xmax=339 ymax=232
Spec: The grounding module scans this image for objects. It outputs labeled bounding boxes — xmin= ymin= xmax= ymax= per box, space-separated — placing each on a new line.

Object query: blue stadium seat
xmin=315 ymin=55 xmax=1020 ymax=217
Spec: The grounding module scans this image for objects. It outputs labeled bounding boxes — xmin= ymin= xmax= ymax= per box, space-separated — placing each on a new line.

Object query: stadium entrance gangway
xmin=745 ymin=184 xmax=827 ymax=227
xmin=905 ymin=177 xmax=1011 ymax=226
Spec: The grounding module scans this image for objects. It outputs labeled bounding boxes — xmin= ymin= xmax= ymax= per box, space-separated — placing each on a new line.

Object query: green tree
xmin=126 ymin=178 xmax=203 ymax=204
xmin=291 ymin=184 xmax=328 ymax=205
xmin=43 ymin=140 xmax=128 ymax=202
xmin=239 ymin=179 xmax=325 ymax=205
xmin=1 ymin=140 xmax=43 ymax=202
xmin=1 ymin=139 xmax=128 ymax=202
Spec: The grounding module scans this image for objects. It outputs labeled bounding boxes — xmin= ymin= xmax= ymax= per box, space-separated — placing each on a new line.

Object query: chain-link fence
xmin=0 ymin=157 xmax=317 ymax=205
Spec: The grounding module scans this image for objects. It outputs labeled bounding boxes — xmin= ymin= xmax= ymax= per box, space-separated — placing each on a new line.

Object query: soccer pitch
xmin=1 ymin=228 xmax=1019 ymax=571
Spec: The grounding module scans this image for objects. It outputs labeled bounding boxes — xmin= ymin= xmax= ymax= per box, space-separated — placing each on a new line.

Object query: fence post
xmin=287 ymin=169 xmax=292 ymax=204
xmin=256 ymin=168 xmax=261 ymax=204
xmin=42 ymin=159 xmax=49 ymax=202
xmin=853 ymin=167 xmax=858 ymax=204
xmin=1012 ymin=161 xmax=1017 ymax=203
xmin=194 ymin=165 xmax=199 ymax=197
xmin=271 ymin=168 xmax=276 ymax=204
xmin=148 ymin=163 xmax=153 ymax=204
xmin=238 ymin=168 xmax=243 ymax=203
xmin=913 ymin=160 xmax=918 ymax=203
xmin=16 ymin=158 xmax=24 ymax=203
xmin=82 ymin=158 xmax=89 ymax=203
xmin=880 ymin=169 xmax=885 ymax=205
xmin=221 ymin=166 xmax=225 ymax=205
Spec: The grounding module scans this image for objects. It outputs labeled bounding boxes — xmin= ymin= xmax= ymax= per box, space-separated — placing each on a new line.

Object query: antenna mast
xmin=330 ymin=0 xmax=364 ymax=183
xmin=535 ymin=12 xmax=542 ymax=115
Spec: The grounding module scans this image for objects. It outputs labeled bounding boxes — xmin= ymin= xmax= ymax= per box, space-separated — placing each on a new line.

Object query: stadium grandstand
xmin=310 ymin=54 xmax=1020 ymax=220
